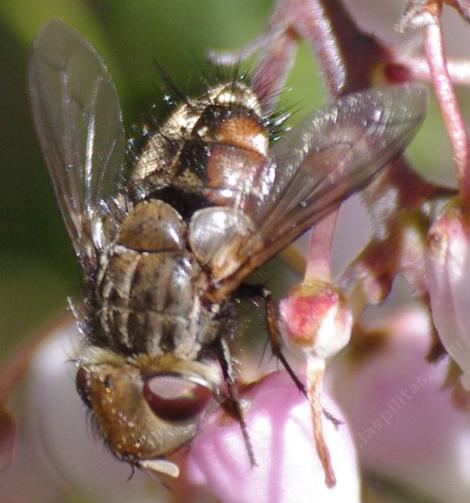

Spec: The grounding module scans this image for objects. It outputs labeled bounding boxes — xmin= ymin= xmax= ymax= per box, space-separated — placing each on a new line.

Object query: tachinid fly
xmin=29 ymin=19 xmax=427 ymax=478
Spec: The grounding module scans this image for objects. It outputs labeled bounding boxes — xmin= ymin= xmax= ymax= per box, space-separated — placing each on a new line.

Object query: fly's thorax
xmin=94 ymin=199 xmax=220 ymax=356
xmin=76 ymin=346 xmax=222 ymax=476
xmin=116 ymin=198 xmax=186 ymax=252
xmin=128 ymin=80 xmax=270 ymax=212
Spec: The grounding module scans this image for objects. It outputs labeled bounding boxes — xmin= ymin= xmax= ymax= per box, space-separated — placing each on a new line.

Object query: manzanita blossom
xmin=182 ymin=372 xmax=360 ymax=503
xmin=426 ymin=200 xmax=470 ymax=390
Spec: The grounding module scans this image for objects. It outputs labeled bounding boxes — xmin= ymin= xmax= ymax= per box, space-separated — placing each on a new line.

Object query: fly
xmin=29 ymin=19 xmax=427 ymax=478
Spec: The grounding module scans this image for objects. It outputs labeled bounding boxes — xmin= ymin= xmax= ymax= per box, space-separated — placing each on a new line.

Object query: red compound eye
xmin=76 ymin=367 xmax=92 ymax=408
xmin=143 ymin=374 xmax=212 ymax=422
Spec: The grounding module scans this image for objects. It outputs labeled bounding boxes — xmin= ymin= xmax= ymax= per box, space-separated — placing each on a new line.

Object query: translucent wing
xmin=243 ymin=83 xmax=428 ymax=260
xmin=29 ymin=19 xmax=125 ymax=270
xmin=204 ymin=83 xmax=428 ymax=285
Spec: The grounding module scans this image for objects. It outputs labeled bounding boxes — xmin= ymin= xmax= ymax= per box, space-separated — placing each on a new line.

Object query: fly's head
xmin=75 ymin=347 xmax=222 ymax=478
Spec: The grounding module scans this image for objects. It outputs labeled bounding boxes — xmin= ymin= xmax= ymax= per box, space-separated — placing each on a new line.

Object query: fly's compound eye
xmin=143 ymin=373 xmax=213 ymax=422
xmin=76 ymin=367 xmax=92 ymax=408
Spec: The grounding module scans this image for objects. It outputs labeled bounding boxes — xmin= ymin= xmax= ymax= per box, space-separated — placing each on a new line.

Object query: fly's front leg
xmin=215 ymin=336 xmax=256 ymax=466
xmin=235 ymin=283 xmax=306 ymax=395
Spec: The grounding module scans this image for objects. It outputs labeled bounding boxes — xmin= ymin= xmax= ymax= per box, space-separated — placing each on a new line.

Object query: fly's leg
xmin=237 ymin=283 xmax=340 ymax=486
xmin=235 ymin=283 xmax=306 ymax=395
xmin=215 ymin=336 xmax=256 ymax=466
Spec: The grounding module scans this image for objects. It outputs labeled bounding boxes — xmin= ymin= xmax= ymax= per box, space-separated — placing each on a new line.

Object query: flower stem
xmin=422 ymin=6 xmax=470 ymax=200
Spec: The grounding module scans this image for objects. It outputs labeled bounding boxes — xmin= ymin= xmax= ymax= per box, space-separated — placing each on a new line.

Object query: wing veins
xmin=29 ymin=20 xmax=125 ymax=270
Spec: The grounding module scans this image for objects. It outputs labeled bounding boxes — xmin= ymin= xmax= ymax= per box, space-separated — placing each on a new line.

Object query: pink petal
xmin=183 ymin=372 xmax=360 ymax=503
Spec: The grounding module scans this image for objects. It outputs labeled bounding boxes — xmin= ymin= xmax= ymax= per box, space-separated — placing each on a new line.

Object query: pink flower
xmin=426 ymin=200 xmax=470 ymax=389
xmin=279 ymin=280 xmax=352 ymax=359
xmin=182 ymin=372 xmax=360 ymax=503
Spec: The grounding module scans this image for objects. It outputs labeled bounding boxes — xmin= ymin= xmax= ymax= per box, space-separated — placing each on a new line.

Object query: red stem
xmin=305 ymin=210 xmax=339 ymax=282
xmin=393 ymin=53 xmax=470 ymax=85
xmin=423 ymin=13 xmax=470 ymax=200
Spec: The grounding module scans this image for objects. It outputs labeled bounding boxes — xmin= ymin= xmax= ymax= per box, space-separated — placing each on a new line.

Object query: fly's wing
xmin=29 ymin=19 xmax=125 ymax=272
xmin=206 ymin=83 xmax=428 ymax=283
xmin=242 ymin=83 xmax=428 ymax=262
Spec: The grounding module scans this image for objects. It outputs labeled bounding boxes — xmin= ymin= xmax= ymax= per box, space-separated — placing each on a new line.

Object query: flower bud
xmin=426 ymin=199 xmax=470 ymax=389
xmin=280 ymin=280 xmax=352 ymax=360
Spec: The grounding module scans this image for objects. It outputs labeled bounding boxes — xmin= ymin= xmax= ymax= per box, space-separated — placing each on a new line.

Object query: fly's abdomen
xmin=129 ymin=81 xmax=270 ymax=211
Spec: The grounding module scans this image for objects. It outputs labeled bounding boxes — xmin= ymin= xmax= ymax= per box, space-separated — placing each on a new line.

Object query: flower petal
xmin=184 ymin=372 xmax=360 ymax=503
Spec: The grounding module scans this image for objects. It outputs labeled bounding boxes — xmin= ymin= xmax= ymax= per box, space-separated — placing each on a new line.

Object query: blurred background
xmin=0 ymin=0 xmax=468 ymax=502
